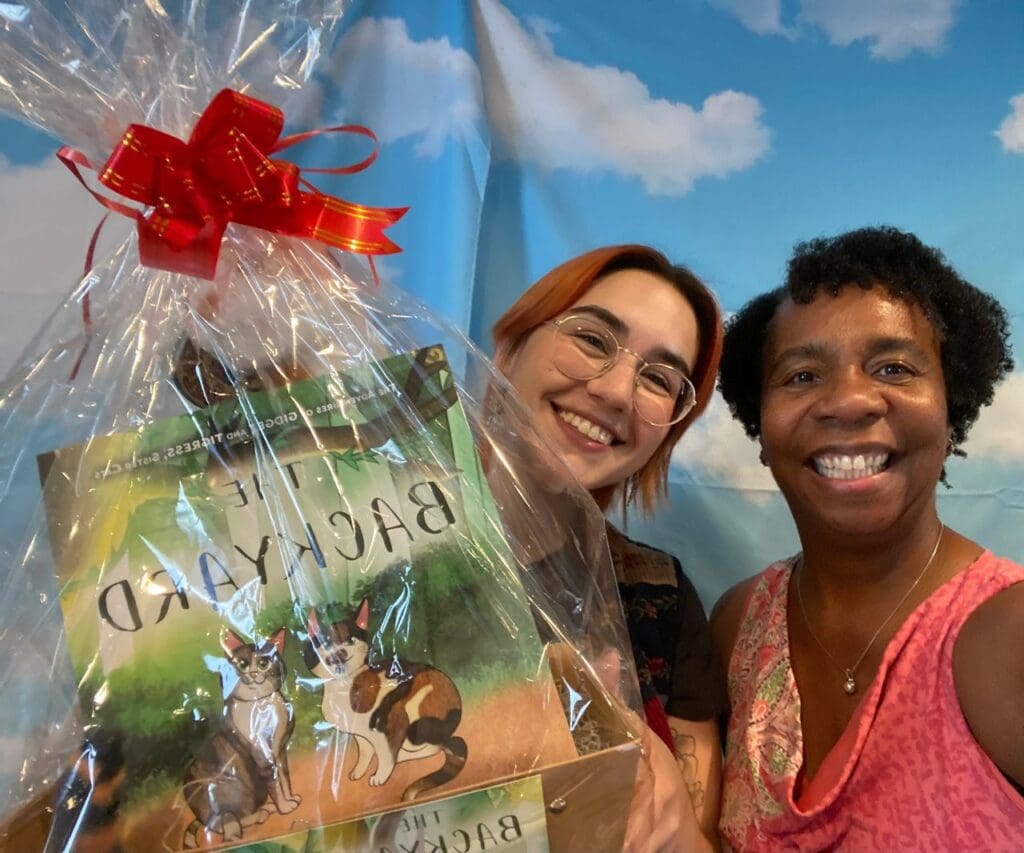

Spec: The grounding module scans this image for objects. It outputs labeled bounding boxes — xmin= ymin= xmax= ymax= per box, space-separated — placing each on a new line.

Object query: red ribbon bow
xmin=59 ymin=89 xmax=408 ymax=279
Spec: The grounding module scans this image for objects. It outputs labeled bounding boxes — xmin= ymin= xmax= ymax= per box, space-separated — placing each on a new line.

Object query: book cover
xmin=242 ymin=775 xmax=550 ymax=853
xmin=39 ymin=345 xmax=576 ymax=851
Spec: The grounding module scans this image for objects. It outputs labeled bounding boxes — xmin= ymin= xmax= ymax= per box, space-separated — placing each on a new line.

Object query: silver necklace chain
xmin=795 ymin=523 xmax=945 ymax=696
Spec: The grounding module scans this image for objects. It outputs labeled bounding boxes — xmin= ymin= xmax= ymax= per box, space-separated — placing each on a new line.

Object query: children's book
xmin=38 ymin=345 xmax=576 ymax=851
xmin=253 ymin=775 xmax=550 ymax=853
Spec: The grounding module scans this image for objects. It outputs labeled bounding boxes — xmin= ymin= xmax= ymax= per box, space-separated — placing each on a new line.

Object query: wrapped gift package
xmin=0 ymin=3 xmax=643 ymax=850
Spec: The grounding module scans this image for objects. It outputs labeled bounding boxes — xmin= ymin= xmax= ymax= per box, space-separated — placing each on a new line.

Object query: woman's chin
xmin=535 ymin=415 xmax=634 ymax=496
xmin=563 ymin=462 xmax=620 ymax=497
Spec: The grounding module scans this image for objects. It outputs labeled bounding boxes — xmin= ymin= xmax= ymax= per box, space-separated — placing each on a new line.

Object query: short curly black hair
xmin=719 ymin=226 xmax=1014 ymax=460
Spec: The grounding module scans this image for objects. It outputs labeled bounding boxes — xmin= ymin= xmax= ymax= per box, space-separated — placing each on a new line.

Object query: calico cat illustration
xmin=182 ymin=628 xmax=300 ymax=848
xmin=45 ymin=727 xmax=127 ymax=853
xmin=305 ymin=600 xmax=467 ymax=802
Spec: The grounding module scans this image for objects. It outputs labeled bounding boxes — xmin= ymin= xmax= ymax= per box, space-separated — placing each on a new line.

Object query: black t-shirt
xmin=607 ymin=524 xmax=727 ymax=722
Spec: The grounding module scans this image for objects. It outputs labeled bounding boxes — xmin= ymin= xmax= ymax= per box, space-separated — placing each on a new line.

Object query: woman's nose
xmin=585 ymin=356 xmax=637 ymax=411
xmin=814 ymin=367 xmax=887 ymax=424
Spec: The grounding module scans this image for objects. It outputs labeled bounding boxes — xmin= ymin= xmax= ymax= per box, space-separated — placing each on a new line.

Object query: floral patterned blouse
xmin=607 ymin=524 xmax=726 ymax=722
xmin=721 ymin=552 xmax=1024 ymax=852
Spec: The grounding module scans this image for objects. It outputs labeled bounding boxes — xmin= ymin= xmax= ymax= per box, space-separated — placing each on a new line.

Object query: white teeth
xmin=558 ymin=409 xmax=613 ymax=446
xmin=813 ymin=453 xmax=889 ymax=480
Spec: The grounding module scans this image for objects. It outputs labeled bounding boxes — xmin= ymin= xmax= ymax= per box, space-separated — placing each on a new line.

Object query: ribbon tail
xmin=305 ymin=193 xmax=408 ymax=256
xmin=57 ymin=146 xmax=147 ymax=224
xmin=273 ymin=123 xmax=380 ymax=176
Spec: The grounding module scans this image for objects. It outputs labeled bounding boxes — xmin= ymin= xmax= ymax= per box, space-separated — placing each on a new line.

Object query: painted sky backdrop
xmin=1 ymin=0 xmax=1021 ymax=604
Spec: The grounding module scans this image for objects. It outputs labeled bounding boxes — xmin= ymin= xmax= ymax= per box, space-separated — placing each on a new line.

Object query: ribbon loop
xmin=64 ymin=88 xmax=407 ymax=280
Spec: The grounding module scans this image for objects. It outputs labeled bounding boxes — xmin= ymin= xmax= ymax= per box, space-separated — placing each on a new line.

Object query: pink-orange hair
xmin=492 ymin=245 xmax=724 ymax=515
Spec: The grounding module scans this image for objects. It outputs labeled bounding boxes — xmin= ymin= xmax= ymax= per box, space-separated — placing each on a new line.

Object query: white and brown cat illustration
xmin=304 ymin=600 xmax=467 ymax=801
xmin=182 ymin=628 xmax=300 ymax=848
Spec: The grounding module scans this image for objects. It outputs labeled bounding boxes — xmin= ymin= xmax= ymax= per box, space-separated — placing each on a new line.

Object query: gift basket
xmin=0 ymin=3 xmax=644 ymax=851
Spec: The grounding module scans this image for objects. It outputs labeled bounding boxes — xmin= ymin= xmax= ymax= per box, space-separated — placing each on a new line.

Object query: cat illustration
xmin=47 ymin=727 xmax=127 ymax=852
xmin=182 ymin=628 xmax=300 ymax=848
xmin=304 ymin=600 xmax=467 ymax=801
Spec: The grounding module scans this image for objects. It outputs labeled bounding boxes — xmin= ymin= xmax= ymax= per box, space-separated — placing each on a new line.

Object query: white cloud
xmin=710 ymin=0 xmax=959 ymax=60
xmin=995 ymin=94 xmax=1024 ymax=154
xmin=474 ymin=0 xmax=770 ymax=196
xmin=962 ymin=371 xmax=1024 ymax=462
xmin=798 ymin=0 xmax=959 ymax=60
xmin=0 ymin=156 xmax=129 ymax=376
xmin=330 ymin=18 xmax=483 ymax=157
xmin=708 ymin=0 xmax=791 ymax=36
xmin=670 ymin=390 xmax=780 ymax=503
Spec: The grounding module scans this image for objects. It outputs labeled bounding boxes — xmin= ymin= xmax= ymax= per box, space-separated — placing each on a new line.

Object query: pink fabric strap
xmin=721 ymin=551 xmax=1024 ymax=852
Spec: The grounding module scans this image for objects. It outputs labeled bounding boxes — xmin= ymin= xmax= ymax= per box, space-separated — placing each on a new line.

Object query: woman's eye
xmin=877 ymin=362 xmax=914 ymax=380
xmin=639 ymin=369 xmax=673 ymax=394
xmin=573 ymin=331 xmax=610 ymax=352
xmin=785 ymin=370 xmax=817 ymax=385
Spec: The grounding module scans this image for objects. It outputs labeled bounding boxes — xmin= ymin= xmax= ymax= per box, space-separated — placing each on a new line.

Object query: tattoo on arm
xmin=667 ymin=716 xmax=722 ymax=844
xmin=673 ymin=731 xmax=705 ymax=811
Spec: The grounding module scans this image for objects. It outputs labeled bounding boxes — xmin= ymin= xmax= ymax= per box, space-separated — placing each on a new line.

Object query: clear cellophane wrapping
xmin=0 ymin=3 xmax=644 ymax=851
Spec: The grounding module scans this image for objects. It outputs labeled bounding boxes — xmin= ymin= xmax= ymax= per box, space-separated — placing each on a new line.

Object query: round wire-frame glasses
xmin=548 ymin=315 xmax=697 ymax=427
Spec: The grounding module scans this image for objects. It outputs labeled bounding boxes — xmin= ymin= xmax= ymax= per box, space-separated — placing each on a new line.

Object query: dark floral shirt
xmin=607 ymin=524 xmax=726 ymax=721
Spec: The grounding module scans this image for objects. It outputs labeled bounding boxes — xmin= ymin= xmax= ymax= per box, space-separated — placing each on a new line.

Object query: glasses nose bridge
xmin=608 ymin=340 xmax=648 ymax=378
xmin=590 ymin=342 xmax=642 ymax=402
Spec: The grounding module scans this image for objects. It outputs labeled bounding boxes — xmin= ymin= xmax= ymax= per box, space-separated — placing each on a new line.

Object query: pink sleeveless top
xmin=720 ymin=551 xmax=1024 ymax=852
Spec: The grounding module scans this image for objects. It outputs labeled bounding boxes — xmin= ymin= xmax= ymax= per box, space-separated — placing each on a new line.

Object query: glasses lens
xmin=634 ymin=368 xmax=696 ymax=426
xmin=552 ymin=317 xmax=616 ymax=379
xmin=552 ymin=317 xmax=696 ymax=427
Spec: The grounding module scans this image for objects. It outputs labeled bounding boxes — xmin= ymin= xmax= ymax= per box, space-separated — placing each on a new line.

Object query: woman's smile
xmin=810 ymin=448 xmax=891 ymax=480
xmin=554 ymin=404 xmax=619 ymax=447
xmin=760 ymin=287 xmax=949 ymax=536
xmin=504 ymin=268 xmax=699 ymax=493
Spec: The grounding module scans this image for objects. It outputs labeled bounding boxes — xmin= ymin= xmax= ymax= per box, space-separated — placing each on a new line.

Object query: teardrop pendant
xmin=843 ymin=671 xmax=857 ymax=695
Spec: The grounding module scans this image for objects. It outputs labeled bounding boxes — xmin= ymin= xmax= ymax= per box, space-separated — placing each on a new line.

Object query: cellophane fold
xmin=0 ymin=3 xmax=644 ymax=851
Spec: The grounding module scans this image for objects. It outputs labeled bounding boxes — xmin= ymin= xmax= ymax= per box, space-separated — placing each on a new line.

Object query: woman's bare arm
xmin=954 ymin=581 xmax=1024 ymax=786
xmin=668 ymin=715 xmax=722 ymax=849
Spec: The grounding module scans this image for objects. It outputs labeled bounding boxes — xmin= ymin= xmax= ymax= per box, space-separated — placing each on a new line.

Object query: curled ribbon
xmin=58 ymin=89 xmax=408 ymax=280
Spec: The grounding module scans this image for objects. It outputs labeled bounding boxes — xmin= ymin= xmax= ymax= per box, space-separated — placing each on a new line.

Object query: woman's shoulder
xmin=709 ymin=577 xmax=757 ymax=675
xmin=605 ymin=523 xmax=686 ymax=589
xmin=710 ymin=559 xmax=793 ymax=679
xmin=604 ymin=522 xmax=673 ymax=560
xmin=978 ymin=550 xmax=1024 ymax=583
xmin=953 ymin=551 xmax=1024 ymax=789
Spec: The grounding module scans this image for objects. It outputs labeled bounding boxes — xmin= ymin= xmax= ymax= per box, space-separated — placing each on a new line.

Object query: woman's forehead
xmin=568 ymin=269 xmax=700 ymax=360
xmin=765 ymin=286 xmax=939 ymax=359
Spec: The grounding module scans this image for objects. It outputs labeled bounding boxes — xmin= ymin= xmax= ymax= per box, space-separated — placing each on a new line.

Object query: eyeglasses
xmin=547 ymin=315 xmax=697 ymax=427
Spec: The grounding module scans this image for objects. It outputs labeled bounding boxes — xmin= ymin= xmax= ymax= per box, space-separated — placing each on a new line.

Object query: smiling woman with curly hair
xmin=719 ymin=226 xmax=1013 ymax=470
xmin=712 ymin=226 xmax=1022 ymax=852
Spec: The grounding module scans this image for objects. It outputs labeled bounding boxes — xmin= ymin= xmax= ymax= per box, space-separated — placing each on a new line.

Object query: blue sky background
xmin=1 ymin=0 xmax=1022 ymax=605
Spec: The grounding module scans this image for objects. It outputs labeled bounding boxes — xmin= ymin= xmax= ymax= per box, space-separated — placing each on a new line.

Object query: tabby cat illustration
xmin=305 ymin=600 xmax=467 ymax=801
xmin=182 ymin=628 xmax=300 ymax=848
